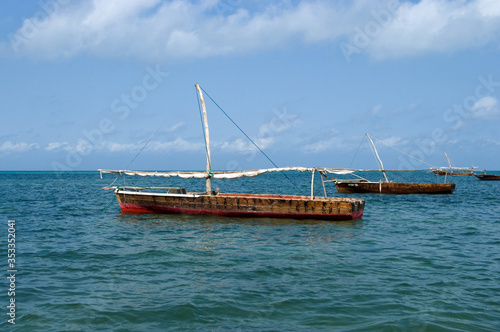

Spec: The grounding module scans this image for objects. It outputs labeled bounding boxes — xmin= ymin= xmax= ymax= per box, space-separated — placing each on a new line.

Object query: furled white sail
xmin=98 ymin=167 xmax=356 ymax=180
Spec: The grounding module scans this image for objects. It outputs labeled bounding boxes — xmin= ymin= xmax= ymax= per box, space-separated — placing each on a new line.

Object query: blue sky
xmin=1 ymin=0 xmax=499 ymax=171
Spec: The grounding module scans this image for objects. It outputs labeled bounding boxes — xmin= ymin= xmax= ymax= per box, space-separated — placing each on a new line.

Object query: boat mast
xmin=445 ymin=153 xmax=452 ymax=167
xmin=445 ymin=152 xmax=453 ymax=174
xmin=366 ymin=133 xmax=389 ymax=182
xmin=195 ymin=83 xmax=212 ymax=193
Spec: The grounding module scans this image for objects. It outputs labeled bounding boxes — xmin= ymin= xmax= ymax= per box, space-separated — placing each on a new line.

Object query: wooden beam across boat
xmin=102 ymin=186 xmax=182 ymax=190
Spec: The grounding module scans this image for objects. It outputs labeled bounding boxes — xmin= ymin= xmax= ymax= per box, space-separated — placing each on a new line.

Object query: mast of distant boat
xmin=366 ymin=133 xmax=389 ymax=182
xmin=445 ymin=152 xmax=453 ymax=174
xmin=195 ymin=83 xmax=212 ymax=193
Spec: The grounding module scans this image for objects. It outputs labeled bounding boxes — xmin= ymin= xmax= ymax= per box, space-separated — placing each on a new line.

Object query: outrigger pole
xmin=195 ymin=83 xmax=212 ymax=193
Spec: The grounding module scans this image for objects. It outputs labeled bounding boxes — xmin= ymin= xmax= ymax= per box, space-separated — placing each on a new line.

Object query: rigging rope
xmin=369 ymin=134 xmax=436 ymax=168
xmin=199 ymin=85 xmax=306 ymax=196
xmin=100 ymin=195 xmax=117 ymax=211
xmin=125 ymin=118 xmax=169 ymax=170
xmin=105 ymin=173 xmax=120 ymax=188
xmin=349 ymin=135 xmax=365 ymax=168
xmin=114 ymin=116 xmax=170 ymax=190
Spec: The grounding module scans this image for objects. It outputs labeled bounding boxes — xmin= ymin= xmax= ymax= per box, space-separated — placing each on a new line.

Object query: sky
xmin=1 ymin=0 xmax=500 ymax=172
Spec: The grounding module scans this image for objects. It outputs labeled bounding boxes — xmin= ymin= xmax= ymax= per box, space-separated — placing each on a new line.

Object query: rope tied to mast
xmin=198 ymin=85 xmax=306 ymax=197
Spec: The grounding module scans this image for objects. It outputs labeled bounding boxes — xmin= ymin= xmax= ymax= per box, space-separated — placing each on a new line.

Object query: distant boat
xmin=99 ymin=84 xmax=365 ymax=220
xmin=432 ymin=169 xmax=474 ymax=176
xmin=333 ymin=134 xmax=455 ymax=194
xmin=431 ymin=153 xmax=476 ymax=176
xmin=474 ymin=171 xmax=500 ymax=181
xmin=335 ymin=180 xmax=455 ymax=194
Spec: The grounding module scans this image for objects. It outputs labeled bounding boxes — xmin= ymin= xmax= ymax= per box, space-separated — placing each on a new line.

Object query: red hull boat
xmin=100 ymin=84 xmax=365 ymax=221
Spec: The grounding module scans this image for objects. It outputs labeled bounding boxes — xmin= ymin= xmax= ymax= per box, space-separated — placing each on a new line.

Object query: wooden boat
xmin=432 ymin=169 xmax=474 ymax=176
xmin=99 ymin=84 xmax=365 ymax=220
xmin=335 ymin=180 xmax=455 ymax=194
xmin=474 ymin=171 xmax=500 ymax=180
xmin=431 ymin=153 xmax=475 ymax=176
xmin=332 ymin=134 xmax=455 ymax=194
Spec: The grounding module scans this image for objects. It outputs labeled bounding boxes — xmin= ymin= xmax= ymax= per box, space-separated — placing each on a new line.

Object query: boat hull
xmin=432 ymin=171 xmax=473 ymax=176
xmin=474 ymin=174 xmax=500 ymax=180
xmin=114 ymin=190 xmax=365 ymax=220
xmin=335 ymin=182 xmax=455 ymax=194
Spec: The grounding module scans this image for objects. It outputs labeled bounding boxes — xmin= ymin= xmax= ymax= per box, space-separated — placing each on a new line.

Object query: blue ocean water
xmin=1 ymin=171 xmax=499 ymax=331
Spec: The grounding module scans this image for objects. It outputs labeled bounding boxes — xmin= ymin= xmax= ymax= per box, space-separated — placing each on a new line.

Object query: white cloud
xmin=104 ymin=138 xmax=203 ymax=153
xmin=45 ymin=141 xmax=72 ymax=151
xmin=44 ymin=137 xmax=203 ymax=153
xmin=218 ymin=138 xmax=257 ymax=153
xmin=218 ymin=106 xmax=300 ymax=153
xmin=372 ymin=136 xmax=407 ymax=148
xmin=44 ymin=139 xmax=95 ymax=154
xmin=487 ymin=138 xmax=500 ymax=146
xmin=303 ymin=137 xmax=343 ymax=154
xmin=0 ymin=141 xmax=39 ymax=153
xmin=8 ymin=0 xmax=349 ymax=59
xmin=165 ymin=122 xmax=186 ymax=133
xmin=74 ymin=138 xmax=94 ymax=155
xmin=368 ymin=0 xmax=500 ymax=59
xmin=104 ymin=141 xmax=141 ymax=153
xmin=372 ymin=104 xmax=382 ymax=115
xmin=6 ymin=0 xmax=499 ymax=61
xmin=147 ymin=138 xmax=204 ymax=152
xmin=257 ymin=109 xmax=300 ymax=136
xmin=472 ymin=96 xmax=500 ymax=119
xmin=217 ymin=137 xmax=275 ymax=153
xmin=46 ymin=136 xmax=277 ymax=155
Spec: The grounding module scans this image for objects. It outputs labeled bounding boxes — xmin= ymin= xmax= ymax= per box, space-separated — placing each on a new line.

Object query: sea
xmin=1 ymin=170 xmax=499 ymax=331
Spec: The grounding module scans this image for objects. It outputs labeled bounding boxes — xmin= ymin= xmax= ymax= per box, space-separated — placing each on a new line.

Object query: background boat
xmin=474 ymin=171 xmax=500 ymax=180
xmin=431 ymin=153 xmax=476 ymax=176
xmin=335 ymin=180 xmax=455 ymax=194
xmin=330 ymin=134 xmax=456 ymax=194
xmin=432 ymin=169 xmax=474 ymax=176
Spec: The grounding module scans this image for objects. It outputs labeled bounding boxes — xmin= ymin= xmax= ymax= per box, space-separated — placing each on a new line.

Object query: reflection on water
xmin=113 ymin=210 xmax=363 ymax=250
xmin=115 ymin=209 xmax=363 ymax=227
